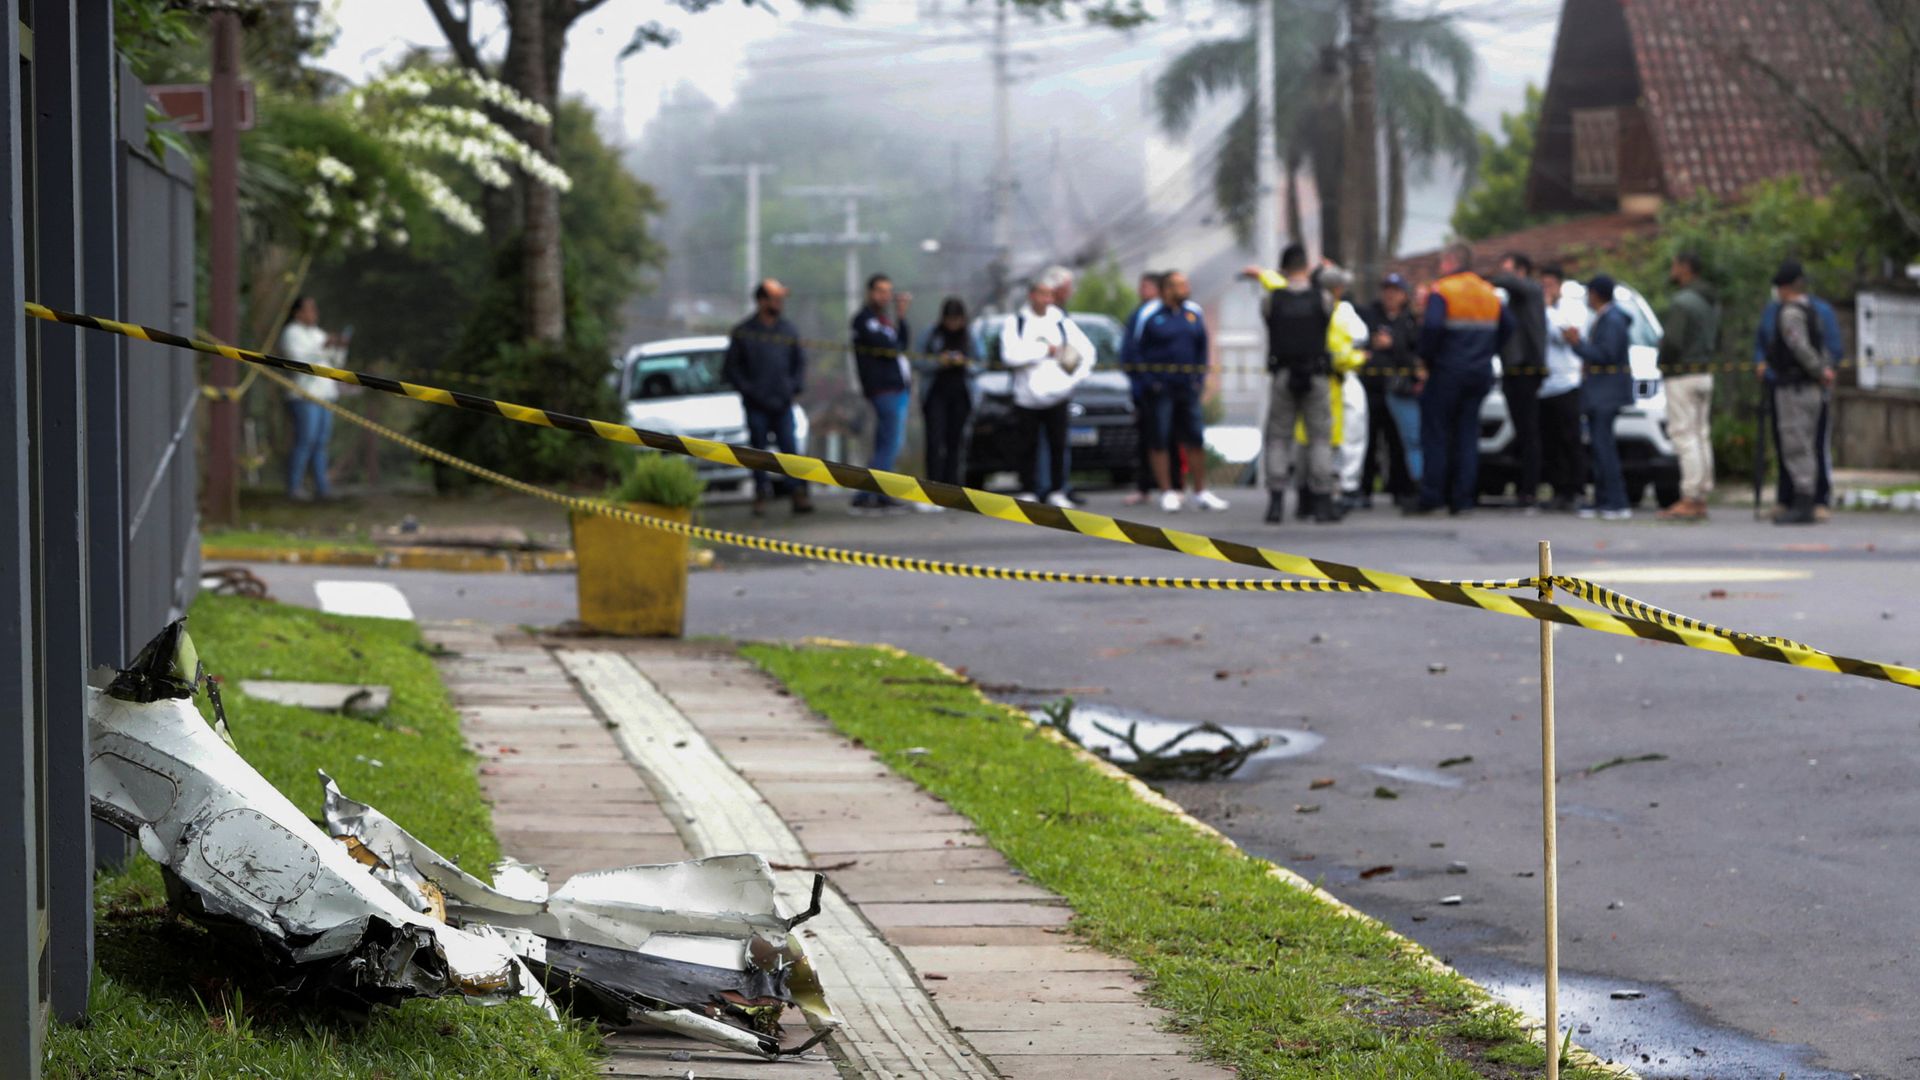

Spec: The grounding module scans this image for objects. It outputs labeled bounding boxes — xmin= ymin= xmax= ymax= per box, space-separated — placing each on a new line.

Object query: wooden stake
xmin=1539 ymin=540 xmax=1560 ymax=1080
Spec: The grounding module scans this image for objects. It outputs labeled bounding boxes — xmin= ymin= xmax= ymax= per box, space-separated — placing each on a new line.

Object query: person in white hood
xmin=999 ymin=278 xmax=1095 ymax=507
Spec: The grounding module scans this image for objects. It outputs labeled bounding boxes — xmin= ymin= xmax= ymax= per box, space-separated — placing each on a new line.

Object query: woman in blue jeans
xmin=279 ymin=297 xmax=349 ymax=500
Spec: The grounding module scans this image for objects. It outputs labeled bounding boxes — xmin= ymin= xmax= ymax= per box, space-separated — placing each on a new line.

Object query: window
xmin=628 ymin=350 xmax=727 ymax=400
xmin=1571 ymin=107 xmax=1620 ymax=189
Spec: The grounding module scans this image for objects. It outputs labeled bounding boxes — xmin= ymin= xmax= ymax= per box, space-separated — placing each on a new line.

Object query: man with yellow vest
xmin=1411 ymin=243 xmax=1511 ymax=516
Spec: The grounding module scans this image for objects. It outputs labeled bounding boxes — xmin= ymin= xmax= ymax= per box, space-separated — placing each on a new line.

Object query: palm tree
xmin=1154 ymin=0 xmax=1479 ymax=260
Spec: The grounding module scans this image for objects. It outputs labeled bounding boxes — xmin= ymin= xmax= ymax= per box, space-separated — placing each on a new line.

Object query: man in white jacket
xmin=1000 ymin=279 xmax=1095 ymax=507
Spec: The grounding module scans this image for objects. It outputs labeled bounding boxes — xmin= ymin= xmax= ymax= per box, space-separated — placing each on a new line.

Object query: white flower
xmin=407 ymin=167 xmax=483 ymax=235
xmin=388 ymin=227 xmax=409 ymax=246
xmin=305 ymin=183 xmax=335 ymax=219
xmin=315 ymin=153 xmax=356 ymax=186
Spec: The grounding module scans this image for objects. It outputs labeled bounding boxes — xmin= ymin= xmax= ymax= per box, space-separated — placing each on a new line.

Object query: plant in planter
xmin=572 ymin=453 xmax=704 ymax=636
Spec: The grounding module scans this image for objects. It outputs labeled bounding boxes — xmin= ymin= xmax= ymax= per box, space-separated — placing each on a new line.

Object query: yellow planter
xmin=571 ymin=503 xmax=690 ymax=637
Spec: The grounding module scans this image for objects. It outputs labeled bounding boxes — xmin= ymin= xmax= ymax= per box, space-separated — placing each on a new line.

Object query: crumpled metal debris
xmin=322 ymin=775 xmax=836 ymax=1058
xmin=88 ymin=620 xmax=835 ymax=1060
xmin=87 ymin=620 xmax=542 ymax=1011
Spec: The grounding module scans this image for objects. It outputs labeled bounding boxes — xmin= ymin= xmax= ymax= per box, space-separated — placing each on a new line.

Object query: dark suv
xmin=961 ymin=311 xmax=1138 ymax=489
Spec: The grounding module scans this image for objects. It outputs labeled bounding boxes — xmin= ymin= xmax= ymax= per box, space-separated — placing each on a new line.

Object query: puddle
xmin=1025 ymin=701 xmax=1321 ymax=781
xmin=1458 ymin=958 xmax=1851 ymax=1079
xmin=1362 ymin=764 xmax=1464 ymax=790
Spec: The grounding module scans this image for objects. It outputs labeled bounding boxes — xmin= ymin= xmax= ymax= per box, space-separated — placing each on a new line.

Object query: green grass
xmin=201 ymin=526 xmax=378 ymax=553
xmin=743 ymin=642 xmax=1619 ymax=1080
xmin=46 ymin=594 xmax=602 ymax=1080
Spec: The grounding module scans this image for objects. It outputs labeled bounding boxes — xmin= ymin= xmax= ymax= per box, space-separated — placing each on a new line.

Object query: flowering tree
xmin=252 ymin=66 xmax=570 ymax=257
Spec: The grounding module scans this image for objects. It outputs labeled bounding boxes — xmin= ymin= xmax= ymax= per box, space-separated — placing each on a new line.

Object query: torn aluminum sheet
xmin=88 ymin=620 xmax=541 ymax=1012
xmin=323 ymin=774 xmax=835 ymax=1059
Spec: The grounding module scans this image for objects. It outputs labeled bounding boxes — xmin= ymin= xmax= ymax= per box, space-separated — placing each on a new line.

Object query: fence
xmin=0 ymin=8 xmax=202 ymax=1077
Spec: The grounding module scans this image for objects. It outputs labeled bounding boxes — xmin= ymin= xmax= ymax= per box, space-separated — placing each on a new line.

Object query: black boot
xmin=1265 ymin=491 xmax=1285 ymax=524
xmin=1773 ymin=494 xmax=1817 ymax=525
xmin=1312 ymin=493 xmax=1344 ymax=524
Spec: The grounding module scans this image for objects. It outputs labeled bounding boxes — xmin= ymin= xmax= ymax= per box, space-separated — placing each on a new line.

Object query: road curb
xmin=203 ymin=544 xmax=722 ymax=573
xmin=805 ymin=636 xmax=1641 ymax=1079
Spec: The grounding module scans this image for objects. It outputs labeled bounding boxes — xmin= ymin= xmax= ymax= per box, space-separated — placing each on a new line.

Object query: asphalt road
xmin=239 ymin=494 xmax=1920 ymax=1078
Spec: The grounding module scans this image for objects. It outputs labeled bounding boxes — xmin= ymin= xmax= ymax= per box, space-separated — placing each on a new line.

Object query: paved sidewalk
xmin=426 ymin=621 xmax=1235 ymax=1080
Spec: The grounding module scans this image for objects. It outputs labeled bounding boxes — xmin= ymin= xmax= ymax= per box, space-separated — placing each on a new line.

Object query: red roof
xmin=1619 ymin=0 xmax=1860 ymax=201
xmin=1387 ymin=213 xmax=1659 ymax=285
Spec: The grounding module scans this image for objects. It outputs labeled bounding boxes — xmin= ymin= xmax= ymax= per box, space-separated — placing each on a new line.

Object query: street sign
xmin=146 ymin=81 xmax=256 ymax=133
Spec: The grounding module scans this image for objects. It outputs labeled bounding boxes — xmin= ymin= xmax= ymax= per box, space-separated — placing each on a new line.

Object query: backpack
xmin=1265 ymin=286 xmax=1331 ymax=375
xmin=1766 ymin=298 xmax=1824 ymax=385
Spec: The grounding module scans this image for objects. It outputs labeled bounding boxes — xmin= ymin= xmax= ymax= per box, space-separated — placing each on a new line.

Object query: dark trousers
xmin=1418 ymin=367 xmax=1493 ymax=512
xmin=1361 ymin=381 xmax=1413 ymax=497
xmin=1770 ymin=384 xmax=1832 ymax=506
xmin=1538 ymin=390 xmax=1585 ymax=501
xmin=1583 ymin=397 xmax=1627 ymax=511
xmin=1501 ymin=372 xmax=1544 ymax=503
xmin=744 ymin=402 xmax=801 ymax=499
xmin=922 ymin=389 xmax=971 ymax=486
xmin=1015 ymin=402 xmax=1070 ymax=497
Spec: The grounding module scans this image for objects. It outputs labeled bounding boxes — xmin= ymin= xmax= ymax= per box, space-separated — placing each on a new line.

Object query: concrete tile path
xmin=425 ymin=621 xmax=1234 ymax=1080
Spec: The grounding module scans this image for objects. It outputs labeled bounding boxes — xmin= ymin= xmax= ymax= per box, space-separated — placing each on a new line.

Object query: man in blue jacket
xmin=1135 ymin=271 xmax=1227 ymax=512
xmin=849 ymin=273 xmax=912 ymax=512
xmin=1754 ymin=282 xmax=1843 ymax=515
xmin=1563 ymin=274 xmax=1634 ymax=519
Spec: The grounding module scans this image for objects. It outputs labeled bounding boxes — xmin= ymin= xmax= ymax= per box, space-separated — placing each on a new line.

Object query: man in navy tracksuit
xmin=850 ymin=273 xmax=912 ymax=511
xmin=1134 ymin=271 xmax=1226 ymax=511
xmin=1413 ymin=244 xmax=1511 ymax=515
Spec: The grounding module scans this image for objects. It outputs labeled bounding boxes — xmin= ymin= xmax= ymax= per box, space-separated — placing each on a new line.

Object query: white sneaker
xmin=1011 ymin=491 xmax=1038 ymax=502
xmin=912 ymin=501 xmax=944 ymax=513
xmin=1045 ymin=491 xmax=1075 ymax=509
xmin=1159 ymin=490 xmax=1184 ymax=513
xmin=1192 ymin=490 xmax=1230 ymax=512
xmin=1601 ymin=507 xmax=1633 ymax=521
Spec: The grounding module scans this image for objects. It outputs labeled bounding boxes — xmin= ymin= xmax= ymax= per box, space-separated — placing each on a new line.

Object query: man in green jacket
xmin=1656 ymin=252 xmax=1721 ymax=521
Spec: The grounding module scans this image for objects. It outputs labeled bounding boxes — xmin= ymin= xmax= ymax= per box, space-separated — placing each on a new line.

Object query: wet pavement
xmin=234 ymin=493 xmax=1920 ymax=1078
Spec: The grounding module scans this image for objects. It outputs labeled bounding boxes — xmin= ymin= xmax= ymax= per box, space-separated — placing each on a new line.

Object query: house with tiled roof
xmin=1391 ymin=0 xmax=1860 ymax=279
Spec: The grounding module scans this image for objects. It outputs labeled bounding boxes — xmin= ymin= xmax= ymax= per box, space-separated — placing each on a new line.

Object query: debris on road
xmin=1373 ymin=786 xmax=1399 ymax=800
xmin=1427 ymin=662 xmax=1448 ymax=674
xmin=1447 ymin=862 xmax=1469 ymax=875
xmin=1610 ymin=989 xmax=1646 ymax=1001
xmin=1310 ymin=777 xmax=1336 ymax=789
xmin=1585 ymin=753 xmax=1669 ymax=776
xmin=1359 ymin=865 xmax=1395 ymax=880
xmin=1438 ymin=895 xmax=1463 ymax=906
xmin=1035 ymin=697 xmax=1270 ymax=781
xmin=1437 ymin=756 xmax=1474 ymax=768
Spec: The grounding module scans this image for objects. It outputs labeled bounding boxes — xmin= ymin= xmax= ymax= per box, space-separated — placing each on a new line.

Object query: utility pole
xmin=700 ymin=163 xmax=774 ymax=298
xmin=1252 ymin=0 xmax=1279 ymax=269
xmin=773 ymin=186 xmax=886 ymax=349
xmin=206 ymin=11 xmax=241 ymax=524
xmin=1347 ymin=0 xmax=1381 ymax=295
xmin=988 ymin=0 xmax=1013 ymax=303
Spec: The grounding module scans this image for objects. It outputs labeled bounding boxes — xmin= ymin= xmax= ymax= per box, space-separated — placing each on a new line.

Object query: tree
xmin=1449 ymin=84 xmax=1556 ymax=242
xmin=1725 ymin=1 xmax=1920 ymax=253
xmin=1153 ymin=0 xmax=1477 ymax=260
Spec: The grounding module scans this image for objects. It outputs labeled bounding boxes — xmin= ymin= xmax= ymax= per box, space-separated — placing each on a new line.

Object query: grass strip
xmin=46 ymin=594 xmax=601 ymax=1080
xmin=743 ymin=640 xmax=1623 ymax=1080
xmin=201 ymin=526 xmax=379 ymax=553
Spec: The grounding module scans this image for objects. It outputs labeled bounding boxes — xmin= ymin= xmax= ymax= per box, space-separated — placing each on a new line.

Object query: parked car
xmin=1476 ymin=280 xmax=1681 ymax=507
xmin=962 ymin=311 xmax=1138 ymax=490
xmin=616 ymin=336 xmax=810 ymax=497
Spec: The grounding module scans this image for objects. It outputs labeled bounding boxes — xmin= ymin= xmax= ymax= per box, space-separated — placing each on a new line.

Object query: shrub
xmin=608 ymin=452 xmax=703 ymax=509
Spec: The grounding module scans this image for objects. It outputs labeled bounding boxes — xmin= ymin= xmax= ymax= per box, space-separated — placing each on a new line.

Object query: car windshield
xmin=629 ymin=350 xmax=726 ymax=400
xmin=1617 ymin=288 xmax=1664 ymax=349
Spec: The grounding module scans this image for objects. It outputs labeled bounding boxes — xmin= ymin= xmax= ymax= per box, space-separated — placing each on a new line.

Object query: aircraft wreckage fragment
xmin=88 ymin=620 xmax=836 ymax=1058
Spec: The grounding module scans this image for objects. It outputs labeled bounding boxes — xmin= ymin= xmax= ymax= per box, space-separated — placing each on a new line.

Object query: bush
xmin=608 ymin=452 xmax=703 ymax=509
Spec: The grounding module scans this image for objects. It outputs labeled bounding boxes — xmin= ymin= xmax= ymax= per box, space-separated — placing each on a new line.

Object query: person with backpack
xmin=1245 ymin=243 xmax=1340 ymax=524
xmin=1410 ymin=243 xmax=1511 ymax=516
xmin=1760 ymin=260 xmax=1834 ymax=525
xmin=1754 ymin=276 xmax=1844 ymax=518
xmin=1000 ymin=277 xmax=1095 ymax=507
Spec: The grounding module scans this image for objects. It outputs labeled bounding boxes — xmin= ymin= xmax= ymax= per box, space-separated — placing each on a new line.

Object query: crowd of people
xmin=716 ymin=243 xmax=1845 ymax=528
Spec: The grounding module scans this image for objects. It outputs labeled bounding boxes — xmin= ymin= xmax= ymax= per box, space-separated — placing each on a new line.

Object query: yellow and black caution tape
xmin=26 ymin=301 xmax=1920 ymax=691
xmin=267 ymin=364 xmax=1526 ymax=595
